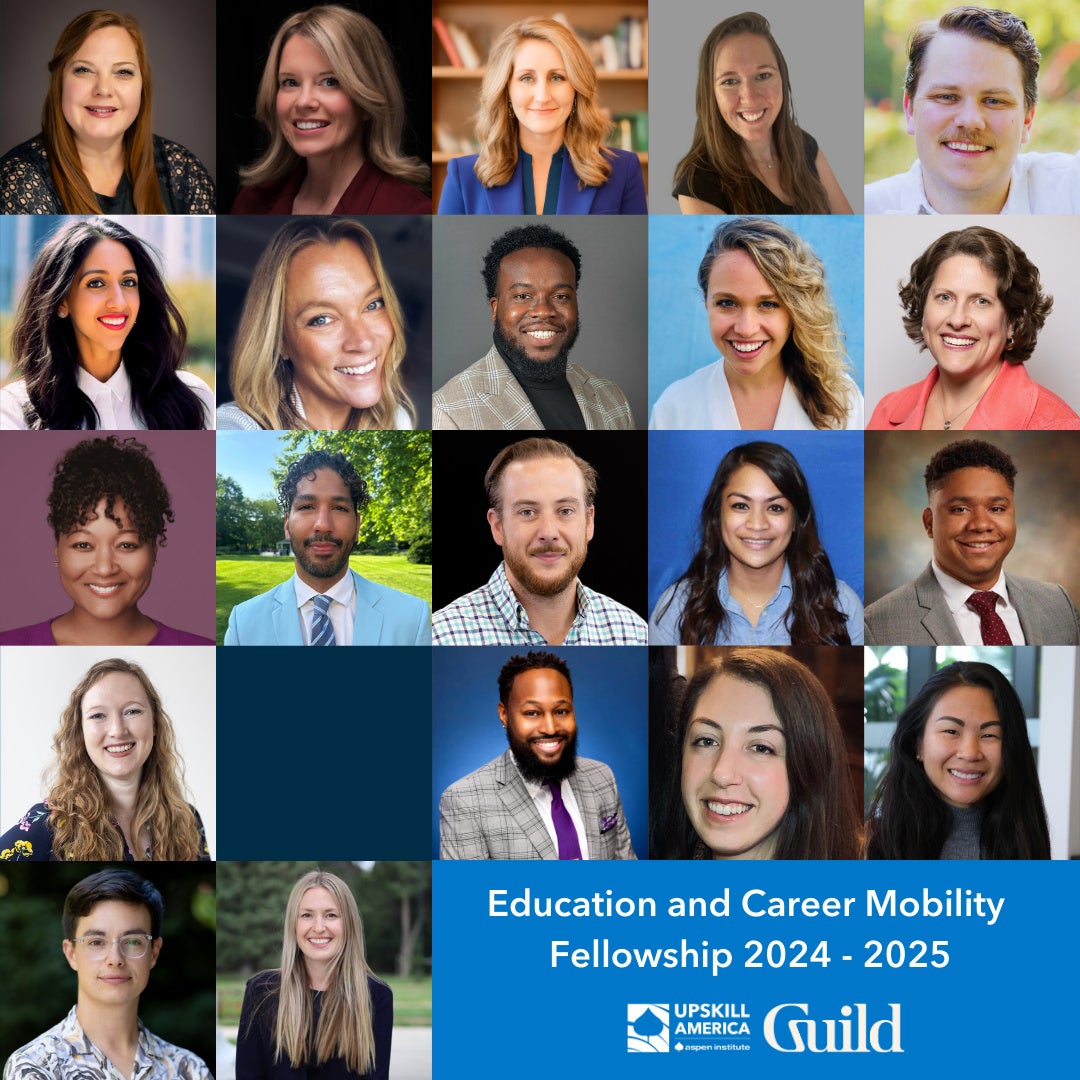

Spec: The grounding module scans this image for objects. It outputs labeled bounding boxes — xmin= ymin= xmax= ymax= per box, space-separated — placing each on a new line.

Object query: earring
xmin=570 ymin=96 xmax=577 ymax=118
xmin=1006 ymin=334 xmax=1015 ymax=349
xmin=508 ymin=100 xmax=514 ymax=119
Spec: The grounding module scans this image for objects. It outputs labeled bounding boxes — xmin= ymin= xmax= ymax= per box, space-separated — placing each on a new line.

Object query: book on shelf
xmin=610 ymin=111 xmax=648 ymax=153
xmin=432 ymin=17 xmax=463 ymax=68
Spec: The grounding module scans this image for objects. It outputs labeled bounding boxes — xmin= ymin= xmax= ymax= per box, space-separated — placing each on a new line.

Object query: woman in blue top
xmin=438 ymin=18 xmax=646 ymax=215
xmin=650 ymin=441 xmax=862 ymax=645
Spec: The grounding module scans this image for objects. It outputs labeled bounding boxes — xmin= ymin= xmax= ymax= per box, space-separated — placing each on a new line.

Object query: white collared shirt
xmin=519 ymin=768 xmax=589 ymax=860
xmin=865 ymin=152 xmax=1080 ymax=214
xmin=293 ymin=571 xmax=356 ymax=646
xmin=0 ymin=365 xmax=215 ymax=429
xmin=931 ymin=561 xmax=1026 ymax=645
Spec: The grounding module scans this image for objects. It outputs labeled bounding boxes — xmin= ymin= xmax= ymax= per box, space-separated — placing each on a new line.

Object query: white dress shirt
xmin=931 ymin=561 xmax=1026 ymax=645
xmin=215 ymin=381 xmax=413 ymax=431
xmin=0 ymin=364 xmax=215 ymax=429
xmin=521 ymin=769 xmax=589 ymax=859
xmin=293 ymin=572 xmax=357 ymax=646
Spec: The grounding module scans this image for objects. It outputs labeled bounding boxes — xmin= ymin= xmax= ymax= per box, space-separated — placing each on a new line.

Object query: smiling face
xmin=712 ymin=33 xmax=783 ymax=145
xmin=491 ymin=247 xmax=579 ymax=369
xmin=80 ymin=671 xmax=155 ymax=786
xmin=706 ymin=249 xmax=792 ymax=381
xmin=681 ymin=675 xmax=789 ymax=860
xmin=499 ymin=667 xmax=578 ymax=782
xmin=918 ymin=684 xmax=1003 ymax=808
xmin=285 ymin=467 xmax=359 ymax=589
xmin=56 ymin=498 xmax=155 ymax=624
xmin=276 ymin=32 xmax=361 ymax=162
xmin=58 ymin=239 xmax=140 ymax=371
xmin=923 ymin=466 xmax=1016 ymax=589
xmin=282 ymin=240 xmax=393 ymax=428
xmin=488 ymin=456 xmax=594 ymax=600
xmin=720 ymin=463 xmax=795 ymax=573
xmin=295 ymin=886 xmax=345 ymax=971
xmin=508 ymin=38 xmax=575 ymax=147
xmin=903 ymin=31 xmax=1034 ymax=213
xmin=60 ymin=26 xmax=143 ymax=150
xmin=921 ymin=255 xmax=1010 ymax=383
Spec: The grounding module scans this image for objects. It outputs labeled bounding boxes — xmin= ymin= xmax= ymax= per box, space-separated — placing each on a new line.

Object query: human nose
xmin=103 ymin=938 xmax=128 ymax=964
xmin=93 ymin=544 xmax=118 ymax=575
xmin=297 ymin=81 xmax=318 ymax=109
xmin=313 ymin=503 xmax=334 ymax=530
xmin=944 ymin=302 xmax=969 ymax=328
xmin=342 ymin=316 xmax=374 ymax=353
xmin=733 ymin=307 xmax=759 ymax=336
xmin=711 ymin=743 xmax=742 ymax=786
xmin=956 ymin=730 xmax=984 ymax=760
xmin=953 ymin=95 xmax=986 ymax=131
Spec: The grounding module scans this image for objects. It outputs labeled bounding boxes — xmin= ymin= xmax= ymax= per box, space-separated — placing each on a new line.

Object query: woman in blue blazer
xmin=438 ymin=18 xmax=647 ymax=215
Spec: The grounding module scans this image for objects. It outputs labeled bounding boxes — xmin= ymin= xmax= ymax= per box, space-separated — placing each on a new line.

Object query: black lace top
xmin=0 ymin=133 xmax=216 ymax=214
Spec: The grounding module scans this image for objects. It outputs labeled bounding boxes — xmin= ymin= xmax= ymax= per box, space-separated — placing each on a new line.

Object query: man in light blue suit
xmin=223 ymin=450 xmax=431 ymax=646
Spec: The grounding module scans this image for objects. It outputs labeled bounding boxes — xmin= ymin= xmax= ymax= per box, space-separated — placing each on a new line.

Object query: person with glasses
xmin=3 ymin=869 xmax=211 ymax=1079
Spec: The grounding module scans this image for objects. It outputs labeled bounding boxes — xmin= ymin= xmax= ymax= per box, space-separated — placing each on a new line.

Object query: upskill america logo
xmin=627 ymin=1002 xmax=751 ymax=1053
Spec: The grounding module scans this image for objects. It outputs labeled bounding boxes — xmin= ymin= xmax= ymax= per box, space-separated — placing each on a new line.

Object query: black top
xmin=672 ymin=128 xmax=820 ymax=213
xmin=236 ymin=969 xmax=393 ymax=1080
xmin=521 ymin=145 xmax=565 ymax=215
xmin=0 ymin=133 xmax=216 ymax=214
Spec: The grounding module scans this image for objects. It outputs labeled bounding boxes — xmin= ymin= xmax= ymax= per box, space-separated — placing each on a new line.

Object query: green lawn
xmin=215 ymin=554 xmax=432 ymax=644
xmin=217 ymin=975 xmax=431 ymax=1028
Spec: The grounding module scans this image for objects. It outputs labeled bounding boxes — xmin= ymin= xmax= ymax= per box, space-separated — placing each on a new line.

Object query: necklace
xmin=732 ymin=590 xmax=772 ymax=611
xmin=939 ymin=383 xmax=988 ymax=429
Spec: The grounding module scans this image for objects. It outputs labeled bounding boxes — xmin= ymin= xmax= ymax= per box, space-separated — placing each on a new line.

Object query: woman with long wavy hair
xmin=650 ymin=441 xmax=861 ymax=645
xmin=0 ymin=658 xmax=209 ymax=862
xmin=237 ymin=870 xmax=392 ymax=1080
xmin=233 ymin=5 xmax=429 ymax=214
xmin=673 ymin=11 xmax=850 ymax=214
xmin=649 ymin=217 xmax=862 ymax=430
xmin=866 ymin=662 xmax=1050 ymax=859
xmin=438 ymin=17 xmax=646 ymax=214
xmin=217 ymin=218 xmax=415 ymax=431
xmin=0 ymin=9 xmax=214 ymax=214
xmin=653 ymin=649 xmax=861 ymax=859
xmin=0 ymin=217 xmax=213 ymax=430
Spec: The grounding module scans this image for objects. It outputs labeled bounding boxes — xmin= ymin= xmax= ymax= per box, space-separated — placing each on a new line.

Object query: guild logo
xmin=763 ymin=1003 xmax=903 ymax=1053
xmin=627 ymin=1004 xmax=669 ymax=1052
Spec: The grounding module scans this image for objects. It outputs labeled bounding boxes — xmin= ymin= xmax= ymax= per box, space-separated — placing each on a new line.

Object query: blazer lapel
xmin=486 ymin=158 xmax=526 ymax=213
xmin=270 ymin=580 xmax=304 ymax=645
xmin=351 ymin=571 xmax=385 ymax=645
xmin=568 ymin=767 xmax=602 ymax=858
xmin=496 ymin=753 xmax=558 ymax=859
xmin=557 ymin=157 xmax=595 ymax=213
xmin=914 ymin=564 xmax=962 ymax=644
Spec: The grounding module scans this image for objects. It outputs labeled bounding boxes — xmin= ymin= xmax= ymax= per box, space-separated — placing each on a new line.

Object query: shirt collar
xmin=910 ymin=158 xmax=1029 ymax=214
xmin=717 ymin=562 xmax=793 ymax=605
xmin=490 ymin=562 xmax=588 ymax=630
xmin=60 ymin=1006 xmax=155 ymax=1078
xmin=77 ymin=361 xmax=131 ymax=404
xmin=292 ymin=570 xmax=355 ymax=610
xmin=931 ymin=560 xmax=1012 ymax=613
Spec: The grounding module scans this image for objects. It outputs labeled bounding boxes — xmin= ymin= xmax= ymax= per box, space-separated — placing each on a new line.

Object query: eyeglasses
xmin=69 ymin=934 xmax=154 ymax=959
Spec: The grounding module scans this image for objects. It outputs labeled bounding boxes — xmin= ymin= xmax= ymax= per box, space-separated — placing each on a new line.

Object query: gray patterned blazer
xmin=439 ymin=749 xmax=636 ymax=859
xmin=432 ymin=347 xmax=635 ymax=430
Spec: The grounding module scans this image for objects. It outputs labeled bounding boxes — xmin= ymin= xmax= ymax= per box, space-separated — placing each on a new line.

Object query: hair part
xmin=866 ymin=661 xmax=1049 ymax=859
xmin=484 ymin=437 xmax=597 ymax=515
xmin=482 ymin=224 xmax=581 ymax=300
xmin=229 ymin=218 xmax=414 ymax=430
xmin=277 ymin=450 xmax=371 ymax=516
xmin=474 ymin=18 xmax=613 ymax=190
xmin=498 ymin=650 xmax=574 ymax=706
xmin=923 ymin=438 xmax=1017 ymax=496
xmin=898 ymin=226 xmax=1051 ymax=364
xmin=905 ymin=6 xmax=1040 ymax=112
xmin=63 ymin=868 xmax=165 ymax=939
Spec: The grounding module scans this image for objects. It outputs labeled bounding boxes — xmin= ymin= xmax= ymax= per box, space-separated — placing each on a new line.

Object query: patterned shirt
xmin=433 ymin=563 xmax=647 ymax=645
xmin=3 ymin=1006 xmax=212 ymax=1080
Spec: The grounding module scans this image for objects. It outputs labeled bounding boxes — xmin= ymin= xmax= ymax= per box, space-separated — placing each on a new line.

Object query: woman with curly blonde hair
xmin=233 ymin=5 xmax=430 ymax=214
xmin=218 ymin=218 xmax=415 ymax=431
xmin=439 ymin=18 xmax=646 ymax=214
xmin=0 ymin=658 xmax=209 ymax=862
xmin=649 ymin=218 xmax=862 ymax=429
xmin=237 ymin=870 xmax=393 ymax=1079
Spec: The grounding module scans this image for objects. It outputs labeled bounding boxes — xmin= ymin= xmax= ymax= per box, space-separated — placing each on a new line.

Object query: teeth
xmin=950 ymin=769 xmax=982 ymax=780
xmin=730 ymin=341 xmax=764 ymax=353
xmin=740 ymin=110 xmax=765 ymax=121
xmin=88 ymin=584 xmax=122 ymax=595
xmin=941 ymin=335 xmax=975 ymax=346
xmin=533 ymin=739 xmax=563 ymax=752
xmin=295 ymin=120 xmax=328 ymax=130
xmin=99 ymin=316 xmax=126 ymax=326
xmin=525 ymin=330 xmax=557 ymax=339
xmin=706 ymin=801 xmax=751 ymax=817
xmin=308 ymin=937 xmax=331 ymax=944
xmin=337 ymin=359 xmax=377 ymax=375
xmin=740 ymin=538 xmax=772 ymax=546
xmin=946 ymin=141 xmax=988 ymax=152
xmin=961 ymin=542 xmax=993 ymax=548
xmin=106 ymin=743 xmax=134 ymax=755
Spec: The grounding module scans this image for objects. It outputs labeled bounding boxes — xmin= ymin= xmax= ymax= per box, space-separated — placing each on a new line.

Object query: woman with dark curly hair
xmin=866 ymin=661 xmax=1050 ymax=859
xmin=0 ymin=658 xmax=210 ymax=861
xmin=868 ymin=226 xmax=1080 ymax=430
xmin=650 ymin=441 xmax=861 ymax=645
xmin=0 ymin=217 xmax=213 ymax=430
xmin=0 ymin=437 xmax=213 ymax=644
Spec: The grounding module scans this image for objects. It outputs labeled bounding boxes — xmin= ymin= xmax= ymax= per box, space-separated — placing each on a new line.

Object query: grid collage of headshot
xmin=1 ymin=1 xmax=1078 ymax=1077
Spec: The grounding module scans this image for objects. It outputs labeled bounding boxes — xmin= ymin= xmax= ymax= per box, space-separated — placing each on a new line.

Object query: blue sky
xmin=216 ymin=431 xmax=292 ymax=500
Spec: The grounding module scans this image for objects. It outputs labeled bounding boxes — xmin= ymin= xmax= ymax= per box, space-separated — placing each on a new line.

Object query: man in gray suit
xmin=432 ymin=225 xmax=634 ymax=430
xmin=439 ymin=651 xmax=636 ymax=859
xmin=865 ymin=439 xmax=1080 ymax=645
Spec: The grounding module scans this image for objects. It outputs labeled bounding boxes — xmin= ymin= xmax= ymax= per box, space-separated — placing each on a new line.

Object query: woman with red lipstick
xmin=0 ymin=436 xmax=214 ymax=645
xmin=0 ymin=217 xmax=213 ymax=430
xmin=867 ymin=226 xmax=1080 ymax=430
xmin=866 ymin=661 xmax=1050 ymax=859
xmin=438 ymin=18 xmax=647 ymax=215
xmin=652 ymin=649 xmax=861 ymax=860
xmin=236 ymin=870 xmax=392 ymax=1079
xmin=232 ymin=6 xmax=429 ymax=214
xmin=0 ymin=9 xmax=215 ymax=214
xmin=0 ymin=657 xmax=210 ymax=861
xmin=218 ymin=218 xmax=415 ymax=430
xmin=673 ymin=12 xmax=852 ymax=215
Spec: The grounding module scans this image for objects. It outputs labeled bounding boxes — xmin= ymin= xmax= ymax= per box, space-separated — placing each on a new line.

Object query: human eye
xmin=748 ymin=741 xmax=776 ymax=755
xmin=72 ymin=64 xmax=93 ymax=75
xmin=321 ymin=76 xmax=340 ymax=88
xmin=551 ymin=72 xmax=566 ymax=82
xmin=294 ymin=501 xmax=314 ymax=512
xmin=306 ymin=314 xmax=333 ymax=328
xmin=116 ymin=68 xmax=136 ymax=78
xmin=85 ymin=278 xmax=106 ymax=290
xmin=766 ymin=502 xmax=787 ymax=514
xmin=755 ymin=71 xmax=773 ymax=81
xmin=121 ymin=935 xmax=144 ymax=949
xmin=122 ymin=276 xmax=138 ymax=289
xmin=949 ymin=505 xmax=970 ymax=514
xmin=931 ymin=92 xmax=958 ymax=102
xmin=86 ymin=710 xmax=106 ymax=721
xmin=365 ymin=297 xmax=386 ymax=312
xmin=728 ymin=500 xmax=749 ymax=511
xmin=118 ymin=539 xmax=142 ymax=550
xmin=717 ymin=76 xmax=740 ymax=88
xmin=518 ymin=507 xmax=536 ymax=518
xmin=84 ymin=936 xmax=107 ymax=949
xmin=279 ymin=76 xmax=298 ymax=89
xmin=759 ymin=300 xmax=780 ymax=311
xmin=713 ymin=297 xmax=736 ymax=309
xmin=933 ymin=291 xmax=952 ymax=303
xmin=124 ymin=706 xmax=144 ymax=718
xmin=690 ymin=733 xmax=718 ymax=748
xmin=511 ymin=291 xmax=531 ymax=301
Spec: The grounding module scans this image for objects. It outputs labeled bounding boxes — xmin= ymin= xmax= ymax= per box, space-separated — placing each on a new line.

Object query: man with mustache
xmin=432 ymin=437 xmax=646 ymax=645
xmin=865 ymin=439 xmax=1080 ymax=644
xmin=439 ymin=650 xmax=635 ymax=859
xmin=432 ymin=223 xmax=635 ymax=429
xmin=865 ymin=7 xmax=1078 ymax=214
xmin=223 ymin=450 xmax=430 ymax=645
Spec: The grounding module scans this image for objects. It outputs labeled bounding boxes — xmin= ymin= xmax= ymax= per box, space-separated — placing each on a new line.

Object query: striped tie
xmin=311 ymin=593 xmax=336 ymax=646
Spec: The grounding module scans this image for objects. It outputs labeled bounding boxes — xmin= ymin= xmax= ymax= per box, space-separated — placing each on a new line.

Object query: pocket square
xmin=600 ymin=812 xmax=619 ymax=834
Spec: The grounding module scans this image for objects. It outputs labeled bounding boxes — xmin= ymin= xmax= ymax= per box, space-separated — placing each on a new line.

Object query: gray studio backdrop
xmin=432 ymin=215 xmax=648 ymax=425
xmin=648 ymin=0 xmax=864 ymax=214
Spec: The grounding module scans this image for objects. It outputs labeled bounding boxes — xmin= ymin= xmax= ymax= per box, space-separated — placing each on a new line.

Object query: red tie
xmin=966 ymin=591 xmax=1013 ymax=645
